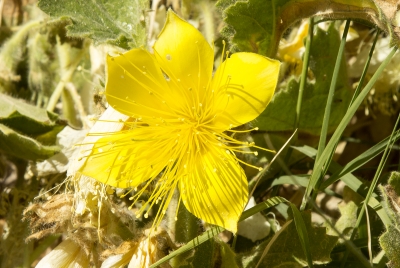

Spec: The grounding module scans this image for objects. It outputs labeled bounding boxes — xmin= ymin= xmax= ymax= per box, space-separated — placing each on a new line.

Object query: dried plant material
xmin=24 ymin=190 xmax=136 ymax=263
xmin=24 ymin=194 xmax=74 ymax=241
xmin=102 ymin=228 xmax=175 ymax=268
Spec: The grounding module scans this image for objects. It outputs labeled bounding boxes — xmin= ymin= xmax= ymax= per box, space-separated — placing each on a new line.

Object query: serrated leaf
xmin=328 ymin=201 xmax=358 ymax=241
xmin=0 ymin=124 xmax=60 ymax=161
xmin=239 ymin=212 xmax=338 ymax=267
xmin=217 ymin=0 xmax=400 ymax=57
xmin=379 ymin=225 xmax=400 ymax=268
xmin=38 ymin=0 xmax=147 ymax=49
xmin=257 ymin=23 xmax=352 ymax=135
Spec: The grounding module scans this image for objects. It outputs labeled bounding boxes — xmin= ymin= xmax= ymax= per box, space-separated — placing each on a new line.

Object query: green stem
xmin=295 ymin=18 xmax=314 ymax=131
xmin=46 ymin=41 xmax=88 ymax=112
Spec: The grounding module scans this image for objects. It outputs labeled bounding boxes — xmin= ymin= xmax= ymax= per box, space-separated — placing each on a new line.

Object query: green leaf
xmin=257 ymin=23 xmax=352 ymax=135
xmin=0 ymin=124 xmax=60 ymax=161
xmin=328 ymin=201 xmax=359 ymax=241
xmin=0 ymin=93 xmax=60 ymax=136
xmin=191 ymin=239 xmax=217 ymax=268
xmin=379 ymin=174 xmax=400 ymax=267
xmin=217 ymin=0 xmax=399 ymax=57
xmin=239 ymin=212 xmax=337 ymax=267
xmin=219 ymin=240 xmax=239 ymax=268
xmin=379 ymin=225 xmax=400 ymax=268
xmin=289 ymin=204 xmax=313 ymax=268
xmin=38 ymin=0 xmax=147 ymax=49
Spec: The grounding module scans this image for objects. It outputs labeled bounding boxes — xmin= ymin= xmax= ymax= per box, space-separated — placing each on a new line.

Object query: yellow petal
xmin=79 ymin=127 xmax=178 ymax=189
xmin=211 ymin=53 xmax=280 ymax=128
xmin=153 ymin=11 xmax=213 ymax=97
xmin=179 ymin=146 xmax=248 ymax=233
xmin=106 ymin=49 xmax=176 ymax=119
xmin=79 ymin=132 xmax=138 ymax=188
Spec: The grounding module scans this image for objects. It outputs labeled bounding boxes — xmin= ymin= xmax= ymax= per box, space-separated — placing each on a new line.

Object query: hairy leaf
xmin=0 ymin=93 xmax=63 ymax=139
xmin=379 ymin=225 xmax=400 ymax=268
xmin=38 ymin=0 xmax=147 ymax=49
xmin=379 ymin=172 xmax=400 ymax=267
xmin=0 ymin=124 xmax=60 ymax=161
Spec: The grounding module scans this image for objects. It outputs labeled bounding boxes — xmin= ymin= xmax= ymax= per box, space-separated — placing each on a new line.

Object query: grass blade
xmin=301 ymin=20 xmax=350 ymax=210
xmin=301 ymin=46 xmax=398 ymax=210
xmin=321 ymin=130 xmax=400 ymax=189
xmin=289 ymin=203 xmax=313 ymax=268
xmin=240 ymin=196 xmax=288 ymax=221
xmin=293 ymin=145 xmax=391 ymax=226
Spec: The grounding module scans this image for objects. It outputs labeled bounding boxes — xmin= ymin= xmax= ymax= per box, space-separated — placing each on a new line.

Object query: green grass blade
xmin=289 ymin=203 xmax=313 ymax=268
xmin=315 ymin=20 xmax=350 ymax=163
xmin=293 ymin=145 xmax=391 ymax=226
xmin=301 ymin=46 xmax=398 ymax=210
xmin=301 ymin=20 xmax=350 ymax=210
xmin=321 ymin=130 xmax=400 ymax=189
xmin=240 ymin=196 xmax=288 ymax=221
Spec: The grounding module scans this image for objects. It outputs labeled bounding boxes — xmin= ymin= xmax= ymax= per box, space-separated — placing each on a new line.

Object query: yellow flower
xmin=79 ymin=11 xmax=280 ymax=232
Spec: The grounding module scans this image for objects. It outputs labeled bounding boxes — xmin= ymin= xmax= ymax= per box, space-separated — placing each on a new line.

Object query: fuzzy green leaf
xmin=379 ymin=225 xmax=400 ymax=268
xmin=379 ymin=173 xmax=400 ymax=267
xmin=38 ymin=0 xmax=147 ymax=49
xmin=0 ymin=93 xmax=63 ymax=142
xmin=239 ymin=212 xmax=337 ymax=267
xmin=256 ymin=23 xmax=351 ymax=135
xmin=0 ymin=124 xmax=60 ymax=161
